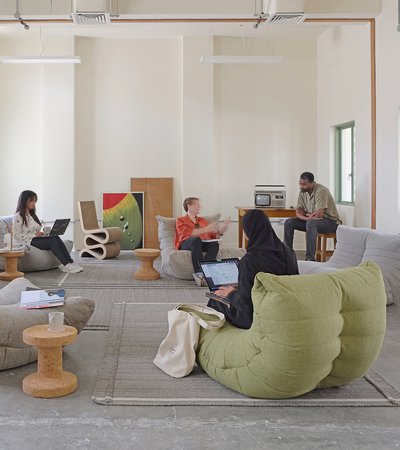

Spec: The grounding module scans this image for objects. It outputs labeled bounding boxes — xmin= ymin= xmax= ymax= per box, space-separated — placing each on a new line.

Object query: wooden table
xmin=0 ymin=250 xmax=24 ymax=281
xmin=133 ymin=248 xmax=161 ymax=280
xmin=236 ymin=207 xmax=297 ymax=248
xmin=22 ymin=325 xmax=78 ymax=398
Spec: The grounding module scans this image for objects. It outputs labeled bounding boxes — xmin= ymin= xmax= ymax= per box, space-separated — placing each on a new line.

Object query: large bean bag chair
xmin=0 ymin=215 xmax=73 ymax=272
xmin=298 ymin=225 xmax=400 ymax=305
xmin=0 ymin=278 xmax=95 ymax=370
xmin=156 ymin=214 xmax=245 ymax=280
xmin=197 ymin=261 xmax=386 ymax=399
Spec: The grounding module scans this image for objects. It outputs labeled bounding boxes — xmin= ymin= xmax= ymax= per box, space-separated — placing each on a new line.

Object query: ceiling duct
xmin=71 ymin=0 xmax=111 ymax=24
xmin=266 ymin=0 xmax=305 ymax=24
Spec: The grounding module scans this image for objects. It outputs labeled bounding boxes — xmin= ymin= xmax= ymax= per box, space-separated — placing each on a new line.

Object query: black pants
xmin=284 ymin=218 xmax=338 ymax=261
xmin=180 ymin=237 xmax=219 ymax=272
xmin=31 ymin=236 xmax=73 ymax=266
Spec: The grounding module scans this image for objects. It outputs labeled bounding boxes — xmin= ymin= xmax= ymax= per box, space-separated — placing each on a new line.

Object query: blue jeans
xmin=284 ymin=218 xmax=338 ymax=261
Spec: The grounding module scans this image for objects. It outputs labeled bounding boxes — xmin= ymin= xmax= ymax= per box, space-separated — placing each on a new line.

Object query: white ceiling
xmin=0 ymin=0 xmax=382 ymax=19
xmin=0 ymin=0 xmax=377 ymax=41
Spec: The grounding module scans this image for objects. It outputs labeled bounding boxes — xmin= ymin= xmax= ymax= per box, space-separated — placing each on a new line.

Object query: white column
xmin=181 ymin=36 xmax=217 ymax=216
xmin=42 ymin=65 xmax=75 ymax=241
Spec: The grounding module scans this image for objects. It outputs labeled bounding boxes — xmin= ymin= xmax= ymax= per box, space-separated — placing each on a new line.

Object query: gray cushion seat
xmin=156 ymin=214 xmax=246 ymax=280
xmin=0 ymin=215 xmax=73 ymax=272
xmin=298 ymin=225 xmax=400 ymax=305
xmin=0 ymin=278 xmax=95 ymax=370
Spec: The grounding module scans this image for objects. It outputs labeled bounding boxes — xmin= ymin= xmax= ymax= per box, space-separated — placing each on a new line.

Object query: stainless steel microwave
xmin=254 ymin=185 xmax=286 ymax=208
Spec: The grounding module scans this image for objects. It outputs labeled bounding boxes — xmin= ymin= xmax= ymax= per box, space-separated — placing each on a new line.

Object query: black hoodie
xmin=207 ymin=209 xmax=298 ymax=329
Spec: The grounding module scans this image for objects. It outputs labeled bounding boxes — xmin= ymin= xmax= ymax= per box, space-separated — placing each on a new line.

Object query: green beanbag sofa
xmin=197 ymin=261 xmax=386 ymax=399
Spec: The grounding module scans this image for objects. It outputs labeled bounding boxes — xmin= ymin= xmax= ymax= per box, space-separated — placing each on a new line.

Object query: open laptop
xmin=198 ymin=258 xmax=240 ymax=307
xmin=48 ymin=219 xmax=71 ymax=236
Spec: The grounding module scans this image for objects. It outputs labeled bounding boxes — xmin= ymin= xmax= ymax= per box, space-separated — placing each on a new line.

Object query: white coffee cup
xmin=48 ymin=311 xmax=65 ymax=332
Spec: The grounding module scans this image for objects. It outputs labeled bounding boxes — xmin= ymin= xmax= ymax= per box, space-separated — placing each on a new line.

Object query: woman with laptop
xmin=12 ymin=190 xmax=83 ymax=274
xmin=175 ymin=197 xmax=230 ymax=272
xmin=207 ymin=209 xmax=298 ymax=329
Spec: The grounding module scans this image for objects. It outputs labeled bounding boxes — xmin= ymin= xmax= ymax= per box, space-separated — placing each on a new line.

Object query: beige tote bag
xmin=153 ymin=304 xmax=225 ymax=378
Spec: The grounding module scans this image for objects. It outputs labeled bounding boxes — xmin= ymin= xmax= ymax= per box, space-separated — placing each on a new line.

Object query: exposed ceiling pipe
xmin=14 ymin=0 xmax=29 ymax=30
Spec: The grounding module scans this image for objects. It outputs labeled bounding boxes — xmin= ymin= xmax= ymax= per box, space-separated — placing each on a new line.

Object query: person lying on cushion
xmin=207 ymin=209 xmax=298 ymax=329
xmin=175 ymin=197 xmax=230 ymax=272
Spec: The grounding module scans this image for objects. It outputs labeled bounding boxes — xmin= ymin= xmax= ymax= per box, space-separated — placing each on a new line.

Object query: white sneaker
xmin=71 ymin=263 xmax=84 ymax=273
xmin=61 ymin=263 xmax=83 ymax=274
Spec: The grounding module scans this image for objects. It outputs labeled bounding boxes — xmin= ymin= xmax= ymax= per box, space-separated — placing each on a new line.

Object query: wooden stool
xmin=0 ymin=250 xmax=24 ymax=281
xmin=315 ymin=233 xmax=337 ymax=262
xmin=22 ymin=325 xmax=78 ymax=398
xmin=133 ymin=248 xmax=161 ymax=280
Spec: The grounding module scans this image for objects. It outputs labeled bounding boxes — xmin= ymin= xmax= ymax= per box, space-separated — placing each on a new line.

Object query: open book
xmin=20 ymin=288 xmax=65 ymax=309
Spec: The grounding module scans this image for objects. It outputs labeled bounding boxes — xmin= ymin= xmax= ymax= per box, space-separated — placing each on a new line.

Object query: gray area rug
xmin=93 ymin=302 xmax=400 ymax=407
xmin=5 ymin=255 xmax=203 ymax=330
xmin=21 ymin=253 xmax=195 ymax=289
xmin=59 ymin=263 xmax=195 ymax=288
xmin=66 ymin=287 xmax=208 ymax=330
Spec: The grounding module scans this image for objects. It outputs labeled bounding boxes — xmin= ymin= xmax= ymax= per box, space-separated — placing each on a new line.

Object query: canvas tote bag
xmin=153 ymin=304 xmax=225 ymax=378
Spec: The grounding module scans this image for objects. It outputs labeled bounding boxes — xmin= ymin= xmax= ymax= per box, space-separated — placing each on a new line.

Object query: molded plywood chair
xmin=78 ymin=201 xmax=123 ymax=260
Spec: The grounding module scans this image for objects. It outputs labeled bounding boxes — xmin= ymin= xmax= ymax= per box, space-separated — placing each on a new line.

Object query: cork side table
xmin=133 ymin=248 xmax=161 ymax=280
xmin=0 ymin=250 xmax=24 ymax=281
xmin=22 ymin=325 xmax=78 ymax=398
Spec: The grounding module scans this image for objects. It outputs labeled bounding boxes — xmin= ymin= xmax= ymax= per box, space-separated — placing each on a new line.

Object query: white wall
xmin=0 ymin=32 xmax=75 ymax=240
xmin=375 ymin=0 xmax=400 ymax=232
xmin=73 ymin=34 xmax=317 ymax=248
xmin=74 ymin=37 xmax=182 ymax=246
xmin=42 ymin=64 xmax=75 ymax=240
xmin=214 ymin=36 xmax=317 ymax=244
xmin=316 ymin=24 xmax=371 ymax=228
xmin=0 ymin=63 xmax=44 ymax=218
xmin=1 ymin=30 xmax=318 ymax=249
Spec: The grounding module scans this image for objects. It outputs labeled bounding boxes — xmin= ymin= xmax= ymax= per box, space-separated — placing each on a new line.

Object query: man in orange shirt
xmin=175 ymin=197 xmax=230 ymax=272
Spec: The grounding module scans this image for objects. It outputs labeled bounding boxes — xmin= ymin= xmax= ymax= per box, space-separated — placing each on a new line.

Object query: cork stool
xmin=0 ymin=250 xmax=24 ymax=281
xmin=133 ymin=248 xmax=161 ymax=280
xmin=22 ymin=325 xmax=77 ymax=398
xmin=315 ymin=233 xmax=337 ymax=262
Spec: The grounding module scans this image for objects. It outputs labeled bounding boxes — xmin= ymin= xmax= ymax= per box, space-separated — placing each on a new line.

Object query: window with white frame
xmin=335 ymin=122 xmax=355 ymax=205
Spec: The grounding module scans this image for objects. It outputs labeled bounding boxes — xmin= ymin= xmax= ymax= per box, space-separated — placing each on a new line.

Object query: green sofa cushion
xmin=197 ymin=261 xmax=386 ymax=399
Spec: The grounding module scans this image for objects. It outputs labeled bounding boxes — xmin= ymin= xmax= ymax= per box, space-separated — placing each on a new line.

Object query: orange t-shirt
xmin=174 ymin=215 xmax=217 ymax=249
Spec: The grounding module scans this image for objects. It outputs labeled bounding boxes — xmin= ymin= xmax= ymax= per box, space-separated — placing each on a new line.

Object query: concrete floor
xmin=0 ymin=304 xmax=399 ymax=449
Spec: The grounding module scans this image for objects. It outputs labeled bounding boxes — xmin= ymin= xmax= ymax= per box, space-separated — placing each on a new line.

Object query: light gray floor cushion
xmin=157 ymin=214 xmax=246 ymax=280
xmin=0 ymin=278 xmax=95 ymax=370
xmin=298 ymin=225 xmax=400 ymax=305
xmin=0 ymin=215 xmax=73 ymax=272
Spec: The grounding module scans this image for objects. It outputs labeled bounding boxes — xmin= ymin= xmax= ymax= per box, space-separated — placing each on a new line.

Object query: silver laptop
xmin=199 ymin=258 xmax=239 ymax=306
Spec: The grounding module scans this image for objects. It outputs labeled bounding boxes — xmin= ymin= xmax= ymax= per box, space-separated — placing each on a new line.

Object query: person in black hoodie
xmin=207 ymin=209 xmax=299 ymax=329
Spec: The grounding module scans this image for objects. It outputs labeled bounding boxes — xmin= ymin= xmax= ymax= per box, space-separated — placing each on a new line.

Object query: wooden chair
xmin=77 ymin=201 xmax=123 ymax=260
xmin=315 ymin=232 xmax=337 ymax=262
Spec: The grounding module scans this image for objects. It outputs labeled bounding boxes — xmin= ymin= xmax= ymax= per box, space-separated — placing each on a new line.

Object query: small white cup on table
xmin=48 ymin=312 xmax=65 ymax=332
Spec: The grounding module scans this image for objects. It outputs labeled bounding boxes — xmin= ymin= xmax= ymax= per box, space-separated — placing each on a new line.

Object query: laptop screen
xmin=199 ymin=258 xmax=239 ymax=291
xmin=50 ymin=219 xmax=70 ymax=236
